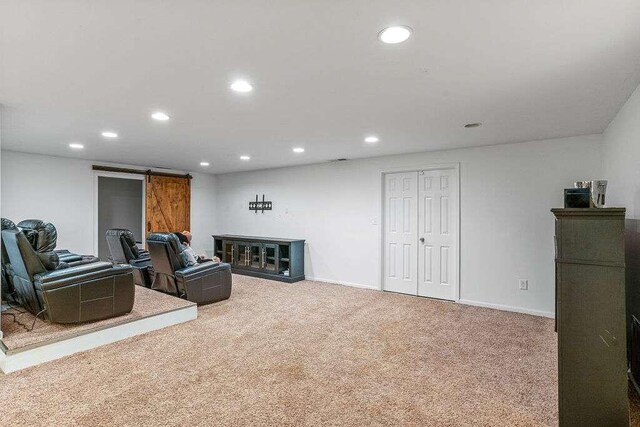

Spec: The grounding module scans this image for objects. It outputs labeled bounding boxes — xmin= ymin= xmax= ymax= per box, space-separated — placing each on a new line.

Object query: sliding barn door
xmin=145 ymin=175 xmax=191 ymax=236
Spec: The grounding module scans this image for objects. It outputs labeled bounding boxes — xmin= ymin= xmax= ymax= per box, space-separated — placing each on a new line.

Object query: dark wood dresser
xmin=552 ymin=208 xmax=629 ymax=426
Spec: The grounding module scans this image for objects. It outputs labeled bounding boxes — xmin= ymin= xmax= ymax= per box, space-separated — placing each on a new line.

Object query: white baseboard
xmin=458 ymin=299 xmax=554 ymax=318
xmin=305 ymin=279 xmax=552 ymax=319
xmin=305 ymin=276 xmax=379 ymax=291
xmin=0 ymin=304 xmax=198 ymax=374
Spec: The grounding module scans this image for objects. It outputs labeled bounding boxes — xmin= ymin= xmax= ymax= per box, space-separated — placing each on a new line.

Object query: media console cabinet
xmin=212 ymin=235 xmax=305 ymax=283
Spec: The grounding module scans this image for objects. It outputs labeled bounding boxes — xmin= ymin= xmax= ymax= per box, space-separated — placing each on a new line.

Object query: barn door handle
xmin=147 ymin=221 xmax=151 ymax=232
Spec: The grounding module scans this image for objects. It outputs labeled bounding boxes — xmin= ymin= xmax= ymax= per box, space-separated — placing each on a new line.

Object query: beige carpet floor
xmin=1 ymin=286 xmax=194 ymax=351
xmin=1 ymin=275 xmax=562 ymax=425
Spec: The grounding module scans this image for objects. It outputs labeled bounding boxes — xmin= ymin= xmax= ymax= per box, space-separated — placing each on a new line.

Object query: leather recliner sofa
xmin=2 ymin=229 xmax=135 ymax=323
xmin=106 ymin=228 xmax=154 ymax=287
xmin=17 ymin=219 xmax=99 ymax=267
xmin=146 ymin=232 xmax=232 ymax=304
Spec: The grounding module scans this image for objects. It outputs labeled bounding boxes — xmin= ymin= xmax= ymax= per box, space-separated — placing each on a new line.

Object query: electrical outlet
xmin=519 ymin=279 xmax=529 ymax=290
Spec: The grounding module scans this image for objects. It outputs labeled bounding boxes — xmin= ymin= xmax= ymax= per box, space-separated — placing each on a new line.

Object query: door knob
xmin=419 ymin=237 xmax=425 ymax=243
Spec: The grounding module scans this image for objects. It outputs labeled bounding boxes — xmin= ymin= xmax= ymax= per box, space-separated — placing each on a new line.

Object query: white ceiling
xmin=1 ymin=0 xmax=639 ymax=174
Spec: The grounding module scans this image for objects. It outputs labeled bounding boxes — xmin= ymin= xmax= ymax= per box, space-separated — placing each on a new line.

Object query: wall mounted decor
xmin=249 ymin=194 xmax=272 ymax=213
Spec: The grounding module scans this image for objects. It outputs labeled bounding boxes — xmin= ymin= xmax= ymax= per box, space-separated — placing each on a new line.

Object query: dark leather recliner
xmin=106 ymin=228 xmax=153 ymax=287
xmin=2 ymin=229 xmax=135 ymax=324
xmin=1 ymin=218 xmax=19 ymax=298
xmin=17 ymin=219 xmax=99 ymax=267
xmin=146 ymin=232 xmax=232 ymax=304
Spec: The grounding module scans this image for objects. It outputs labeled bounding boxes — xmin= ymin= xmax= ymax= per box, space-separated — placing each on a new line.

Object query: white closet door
xmin=383 ymin=172 xmax=418 ymax=295
xmin=417 ymin=169 xmax=458 ymax=300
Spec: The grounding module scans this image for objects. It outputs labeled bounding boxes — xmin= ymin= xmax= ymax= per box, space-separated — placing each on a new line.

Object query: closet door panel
xmin=384 ymin=172 xmax=419 ymax=295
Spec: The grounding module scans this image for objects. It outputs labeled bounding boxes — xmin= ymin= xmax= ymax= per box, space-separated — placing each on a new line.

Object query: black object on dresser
xmin=552 ymin=208 xmax=629 ymax=427
xmin=212 ymin=235 xmax=305 ymax=283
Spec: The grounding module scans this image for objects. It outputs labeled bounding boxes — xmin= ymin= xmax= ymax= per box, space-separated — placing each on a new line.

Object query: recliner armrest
xmin=175 ymin=261 xmax=227 ymax=279
xmin=34 ymin=261 xmax=113 ymax=282
xmin=58 ymin=254 xmax=83 ymax=262
xmin=130 ymin=257 xmax=152 ymax=268
xmin=34 ymin=263 xmax=132 ymax=291
xmin=137 ymin=250 xmax=150 ymax=259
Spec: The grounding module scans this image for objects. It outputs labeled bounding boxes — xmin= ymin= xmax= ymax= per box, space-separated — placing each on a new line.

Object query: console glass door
xmin=263 ymin=244 xmax=277 ymax=272
xmin=237 ymin=242 xmax=251 ymax=267
xmin=250 ymin=244 xmax=261 ymax=269
xmin=223 ymin=241 xmax=235 ymax=264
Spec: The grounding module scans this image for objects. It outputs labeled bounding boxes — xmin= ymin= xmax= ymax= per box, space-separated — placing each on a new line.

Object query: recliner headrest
xmin=17 ymin=219 xmax=58 ymax=252
xmin=2 ymin=218 xmax=18 ymax=231
xmin=106 ymin=228 xmax=135 ymax=241
xmin=1 ymin=218 xmax=19 ymax=270
xmin=147 ymin=232 xmax=183 ymax=254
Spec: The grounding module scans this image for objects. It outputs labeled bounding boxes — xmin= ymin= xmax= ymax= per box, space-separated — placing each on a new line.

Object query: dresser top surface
xmin=551 ymin=208 xmax=626 ymax=218
xmin=212 ymin=234 xmax=305 ymax=244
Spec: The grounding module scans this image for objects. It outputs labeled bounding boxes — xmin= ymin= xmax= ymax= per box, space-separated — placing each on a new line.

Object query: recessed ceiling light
xmin=240 ymin=155 xmax=251 ymax=161
xmin=364 ymin=136 xmax=379 ymax=143
xmin=464 ymin=122 xmax=482 ymax=128
xmin=151 ymin=112 xmax=170 ymax=121
xmin=230 ymin=80 xmax=253 ymax=93
xmin=69 ymin=143 xmax=84 ymax=149
xmin=101 ymin=131 xmax=118 ymax=138
xmin=378 ymin=26 xmax=412 ymax=44
xmin=293 ymin=147 xmax=305 ymax=153
xmin=200 ymin=161 xmax=210 ymax=167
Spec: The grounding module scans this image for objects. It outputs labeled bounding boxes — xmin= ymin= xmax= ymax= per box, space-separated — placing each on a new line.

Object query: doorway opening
xmin=381 ymin=164 xmax=460 ymax=301
xmin=95 ymin=175 xmax=145 ymax=261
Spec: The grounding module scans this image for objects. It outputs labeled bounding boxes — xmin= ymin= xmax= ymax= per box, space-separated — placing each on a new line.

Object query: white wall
xmin=215 ymin=135 xmax=604 ymax=316
xmin=190 ymin=170 xmax=217 ymax=256
xmin=2 ymin=134 xmax=606 ymax=316
xmin=1 ymin=151 xmax=217 ymax=257
xmin=603 ymin=83 xmax=640 ymax=219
